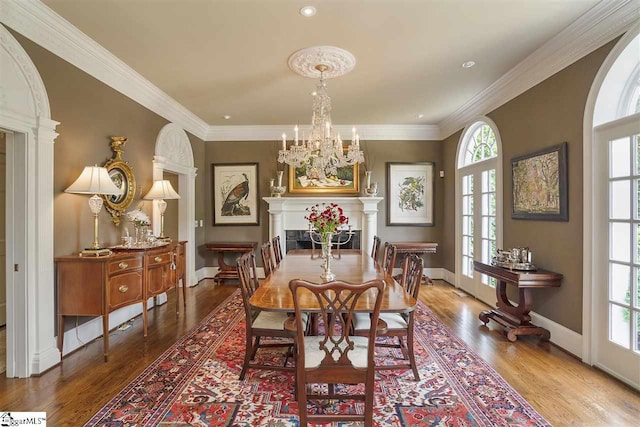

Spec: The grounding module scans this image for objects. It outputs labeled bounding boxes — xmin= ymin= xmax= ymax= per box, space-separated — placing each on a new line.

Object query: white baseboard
xmin=61 ymin=297 xmax=162 ymax=356
xmin=442 ymin=269 xmax=456 ymax=286
xmin=438 ymin=268 xmax=582 ymax=357
xmin=31 ymin=343 xmax=61 ymax=374
xmin=529 ymin=311 xmax=583 ymax=358
xmin=196 ymin=267 xmax=218 ymax=282
xmin=594 ymin=362 xmax=640 ymax=391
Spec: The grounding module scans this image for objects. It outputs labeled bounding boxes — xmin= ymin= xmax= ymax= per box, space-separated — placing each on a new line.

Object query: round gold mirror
xmin=102 ymin=137 xmax=136 ymax=226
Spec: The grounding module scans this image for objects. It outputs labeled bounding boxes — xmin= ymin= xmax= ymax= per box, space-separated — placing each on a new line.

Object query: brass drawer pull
xmin=154 ymin=256 xmax=163 ymax=263
xmin=118 ymin=285 xmax=129 ymax=293
xmin=118 ymin=262 xmax=128 ymax=270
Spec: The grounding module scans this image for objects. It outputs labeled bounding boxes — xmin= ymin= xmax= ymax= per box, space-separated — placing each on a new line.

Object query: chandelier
xmin=278 ymin=48 xmax=364 ymax=179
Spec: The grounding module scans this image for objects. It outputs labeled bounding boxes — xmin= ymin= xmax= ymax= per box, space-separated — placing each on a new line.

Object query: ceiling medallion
xmin=287 ymin=46 xmax=356 ymax=79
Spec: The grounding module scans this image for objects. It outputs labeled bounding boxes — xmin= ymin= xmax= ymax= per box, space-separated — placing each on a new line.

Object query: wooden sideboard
xmin=55 ymin=241 xmax=187 ymax=361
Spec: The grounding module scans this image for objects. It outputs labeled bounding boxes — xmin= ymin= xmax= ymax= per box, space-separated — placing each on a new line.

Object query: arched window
xmin=588 ymin=30 xmax=640 ymax=387
xmin=456 ymin=119 xmax=502 ymax=304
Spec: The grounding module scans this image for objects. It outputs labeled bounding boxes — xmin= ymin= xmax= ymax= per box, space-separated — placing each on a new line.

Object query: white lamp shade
xmin=65 ymin=166 xmax=123 ymax=196
xmin=143 ymin=180 xmax=180 ymax=200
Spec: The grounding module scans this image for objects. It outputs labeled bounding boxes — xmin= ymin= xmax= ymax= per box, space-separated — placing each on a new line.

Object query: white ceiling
xmin=41 ymin=0 xmax=600 ymax=128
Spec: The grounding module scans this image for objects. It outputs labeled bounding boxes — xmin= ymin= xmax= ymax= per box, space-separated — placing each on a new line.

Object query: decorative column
xmin=359 ymin=197 xmax=383 ymax=255
xmin=264 ymin=197 xmax=287 ymax=241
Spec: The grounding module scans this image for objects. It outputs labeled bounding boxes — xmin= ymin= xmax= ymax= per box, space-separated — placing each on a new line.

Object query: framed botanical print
xmin=288 ymin=162 xmax=360 ymax=194
xmin=212 ymin=163 xmax=259 ymax=225
xmin=387 ymin=162 xmax=435 ymax=226
xmin=511 ymin=142 xmax=568 ymax=221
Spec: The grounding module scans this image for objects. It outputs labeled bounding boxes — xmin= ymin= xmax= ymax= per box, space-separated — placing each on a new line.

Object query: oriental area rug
xmin=86 ymin=291 xmax=550 ymax=426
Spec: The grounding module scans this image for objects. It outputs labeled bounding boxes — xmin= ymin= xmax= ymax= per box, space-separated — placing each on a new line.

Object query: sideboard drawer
xmin=108 ymin=256 xmax=143 ymax=275
xmin=108 ymin=271 xmax=143 ymax=310
xmin=146 ymin=251 xmax=171 ymax=266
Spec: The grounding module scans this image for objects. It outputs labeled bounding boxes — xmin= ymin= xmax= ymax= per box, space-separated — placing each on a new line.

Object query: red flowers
xmin=305 ymin=203 xmax=349 ymax=235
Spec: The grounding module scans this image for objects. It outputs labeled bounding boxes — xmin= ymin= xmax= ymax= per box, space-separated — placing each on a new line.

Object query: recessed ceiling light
xmin=222 ymin=115 xmax=231 ymax=120
xmin=462 ymin=61 xmax=476 ymax=69
xmin=310 ymin=91 xmax=318 ymax=96
xmin=300 ymin=6 xmax=316 ymax=17
xmin=416 ymin=114 xmax=424 ymax=119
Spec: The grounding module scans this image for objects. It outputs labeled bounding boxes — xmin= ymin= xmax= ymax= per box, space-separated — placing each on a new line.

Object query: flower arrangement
xmin=126 ymin=209 xmax=151 ymax=227
xmin=305 ymin=203 xmax=348 ymax=237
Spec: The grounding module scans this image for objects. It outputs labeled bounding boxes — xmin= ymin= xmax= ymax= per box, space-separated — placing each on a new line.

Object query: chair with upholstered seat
xmin=261 ymin=241 xmax=276 ymax=277
xmin=382 ymin=242 xmax=397 ymax=275
xmin=272 ymin=235 xmax=283 ymax=266
xmin=236 ymin=252 xmax=306 ymax=380
xmin=287 ymin=279 xmax=385 ymax=427
xmin=353 ymin=254 xmax=423 ymax=380
xmin=371 ymin=235 xmax=381 ymax=263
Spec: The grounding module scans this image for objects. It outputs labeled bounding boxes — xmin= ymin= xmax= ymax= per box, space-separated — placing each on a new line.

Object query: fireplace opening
xmin=285 ymin=230 xmax=361 ymax=253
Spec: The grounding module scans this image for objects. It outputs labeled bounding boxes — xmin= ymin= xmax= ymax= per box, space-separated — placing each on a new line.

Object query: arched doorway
xmin=584 ymin=25 xmax=640 ymax=389
xmin=153 ymin=123 xmax=197 ymax=286
xmin=0 ymin=24 xmax=59 ymax=377
xmin=455 ymin=117 xmax=503 ymax=304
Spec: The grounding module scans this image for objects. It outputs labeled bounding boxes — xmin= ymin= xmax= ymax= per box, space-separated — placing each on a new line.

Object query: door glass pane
xmin=610 ymin=137 xmax=630 ymax=178
xmin=636 ymin=179 xmax=640 ymax=220
xmin=635 ymin=311 xmax=640 ymax=353
xmin=609 ymin=263 xmax=630 ymax=305
xmin=482 ymin=217 xmax=488 ymax=238
xmin=489 ymin=193 xmax=496 ymax=215
xmin=610 ymin=304 xmax=630 ymax=348
xmin=482 ymin=194 xmax=488 ymax=215
xmin=610 ymin=180 xmax=631 ymax=220
xmin=636 ymin=268 xmax=640 ymax=308
xmin=489 ymin=169 xmax=496 ymax=192
xmin=635 ymin=135 xmax=640 ymax=175
xmin=637 ymin=224 xmax=640 ymax=264
xmin=489 ymin=217 xmax=496 ymax=239
xmin=610 ymin=223 xmax=631 ymax=262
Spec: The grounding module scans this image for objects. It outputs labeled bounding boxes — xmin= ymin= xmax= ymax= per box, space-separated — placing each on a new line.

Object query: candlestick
xmin=282 ymin=133 xmax=286 ymax=150
xmin=277 ymin=170 xmax=283 ymax=187
xmin=355 ymin=134 xmax=360 ymax=148
xmin=294 ymin=125 xmax=299 ymax=145
xmin=352 ymin=126 xmax=356 ymax=141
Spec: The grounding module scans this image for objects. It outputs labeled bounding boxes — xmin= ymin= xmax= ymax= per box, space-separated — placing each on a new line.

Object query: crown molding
xmin=438 ymin=0 xmax=640 ymax=139
xmin=0 ymin=0 xmax=210 ymax=140
xmin=206 ymin=124 xmax=441 ymax=141
xmin=2 ymin=1 xmax=636 ymax=143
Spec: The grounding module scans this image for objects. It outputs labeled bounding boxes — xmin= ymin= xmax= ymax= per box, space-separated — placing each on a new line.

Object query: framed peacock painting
xmin=212 ymin=163 xmax=259 ymax=225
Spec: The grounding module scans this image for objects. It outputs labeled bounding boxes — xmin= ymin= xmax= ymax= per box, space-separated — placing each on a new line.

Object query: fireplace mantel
xmin=263 ymin=197 xmax=383 ymax=255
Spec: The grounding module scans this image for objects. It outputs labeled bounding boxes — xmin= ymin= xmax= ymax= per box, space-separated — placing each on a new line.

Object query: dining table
xmin=249 ymin=249 xmax=417 ymax=313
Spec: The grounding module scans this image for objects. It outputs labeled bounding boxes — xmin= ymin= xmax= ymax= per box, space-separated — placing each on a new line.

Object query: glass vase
xmin=320 ymin=232 xmax=335 ymax=281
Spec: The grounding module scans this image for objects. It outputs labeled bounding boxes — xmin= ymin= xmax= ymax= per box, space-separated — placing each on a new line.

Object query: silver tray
xmin=491 ymin=259 xmax=537 ymax=271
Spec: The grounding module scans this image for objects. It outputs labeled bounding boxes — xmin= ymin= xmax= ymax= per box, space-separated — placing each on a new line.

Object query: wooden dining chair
xmin=382 ymin=242 xmax=397 ymax=275
xmin=353 ymin=254 xmax=423 ymax=381
xmin=261 ymin=241 xmax=275 ymax=277
xmin=236 ymin=252 xmax=304 ymax=380
xmin=287 ymin=279 xmax=386 ymax=427
xmin=272 ymin=235 xmax=283 ymax=266
xmin=371 ymin=235 xmax=381 ymax=263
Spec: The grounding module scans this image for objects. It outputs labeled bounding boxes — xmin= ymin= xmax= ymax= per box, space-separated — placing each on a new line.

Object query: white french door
xmin=459 ymin=160 xmax=498 ymax=304
xmin=594 ymin=113 xmax=640 ymax=388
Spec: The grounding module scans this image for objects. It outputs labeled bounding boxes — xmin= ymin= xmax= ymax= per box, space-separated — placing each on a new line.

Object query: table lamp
xmin=143 ymin=180 xmax=180 ymax=240
xmin=65 ymin=165 xmax=123 ymax=256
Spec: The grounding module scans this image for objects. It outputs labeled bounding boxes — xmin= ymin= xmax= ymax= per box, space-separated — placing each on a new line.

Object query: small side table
xmin=391 ymin=242 xmax=438 ymax=285
xmin=473 ymin=261 xmax=562 ymax=342
xmin=206 ymin=242 xmax=257 ymax=285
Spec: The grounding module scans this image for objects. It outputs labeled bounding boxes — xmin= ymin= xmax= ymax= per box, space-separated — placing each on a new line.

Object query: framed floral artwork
xmin=511 ymin=142 xmax=568 ymax=221
xmin=212 ymin=163 xmax=259 ymax=226
xmin=386 ymin=162 xmax=435 ymax=226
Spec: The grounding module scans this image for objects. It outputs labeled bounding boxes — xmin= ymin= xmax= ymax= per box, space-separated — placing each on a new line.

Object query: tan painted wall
xmin=204 ymin=139 xmax=444 ymax=267
xmin=11 ymin=31 xmax=207 ymax=269
xmin=442 ymin=40 xmax=617 ymax=333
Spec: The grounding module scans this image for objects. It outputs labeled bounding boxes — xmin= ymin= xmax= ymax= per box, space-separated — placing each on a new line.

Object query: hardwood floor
xmin=0 ymin=279 xmax=638 ymax=426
